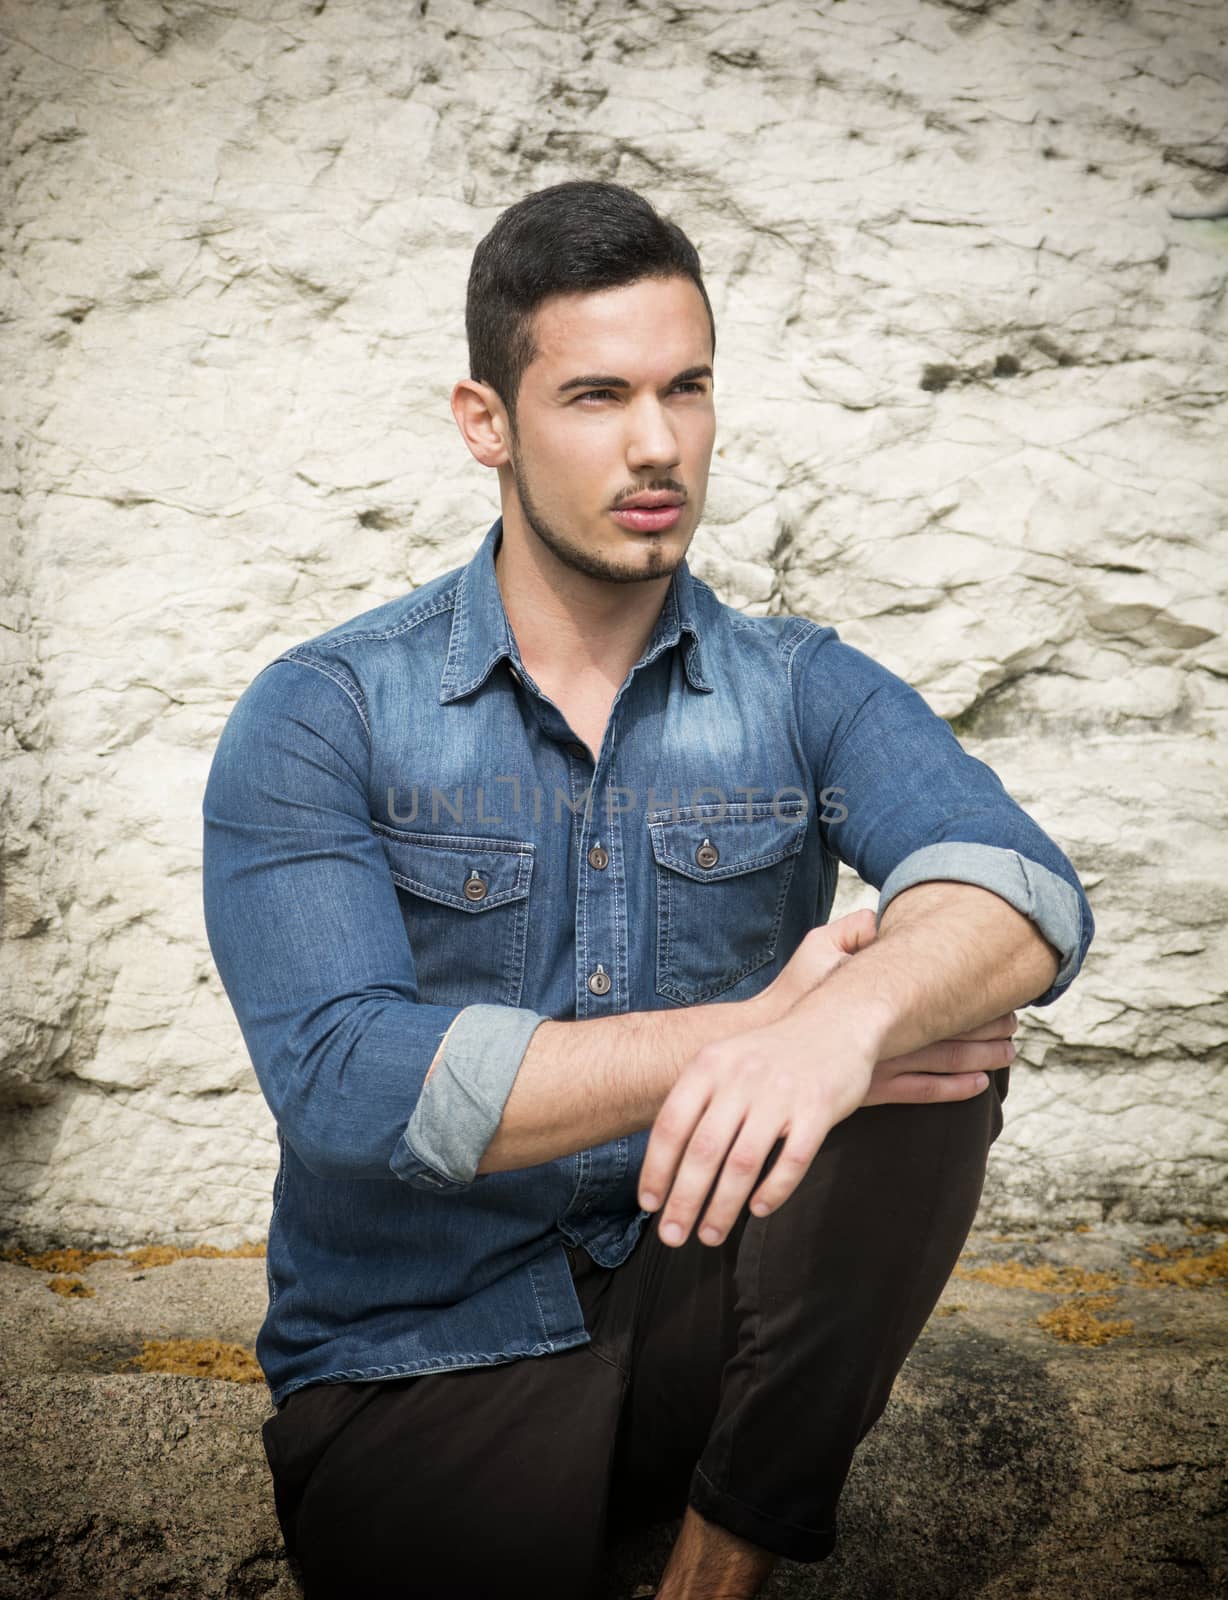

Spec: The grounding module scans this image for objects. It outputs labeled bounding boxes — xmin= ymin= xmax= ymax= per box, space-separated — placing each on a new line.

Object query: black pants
xmin=261 ymin=1070 xmax=1007 ymax=1599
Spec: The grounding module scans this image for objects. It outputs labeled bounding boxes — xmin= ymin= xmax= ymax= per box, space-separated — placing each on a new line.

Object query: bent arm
xmin=783 ymin=878 xmax=1059 ymax=1064
xmin=202 ymin=656 xmax=498 ymax=1185
xmin=796 ymin=625 xmax=1095 ymax=1008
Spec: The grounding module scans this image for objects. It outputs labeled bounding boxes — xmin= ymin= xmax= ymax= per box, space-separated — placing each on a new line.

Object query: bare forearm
xmin=791 ymin=881 xmax=1060 ymax=1060
xmin=476 ymin=995 xmax=764 ymax=1176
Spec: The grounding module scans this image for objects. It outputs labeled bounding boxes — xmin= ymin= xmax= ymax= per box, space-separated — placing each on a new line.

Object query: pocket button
xmin=695 ymin=838 xmax=720 ymax=869
xmin=463 ymin=871 xmax=489 ymax=902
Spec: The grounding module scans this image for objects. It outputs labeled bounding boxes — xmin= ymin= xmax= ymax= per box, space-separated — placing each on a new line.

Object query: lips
xmin=611 ymin=505 xmax=684 ymax=532
xmin=610 ymin=491 xmax=686 ymax=533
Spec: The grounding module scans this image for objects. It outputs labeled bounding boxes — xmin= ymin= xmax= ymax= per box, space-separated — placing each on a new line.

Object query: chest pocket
xmin=648 ymin=800 xmax=807 ymax=1005
xmin=372 ymin=823 xmax=535 ymax=1008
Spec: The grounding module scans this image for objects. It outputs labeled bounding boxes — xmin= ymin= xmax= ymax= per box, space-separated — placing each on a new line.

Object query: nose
xmin=625 ymin=395 xmax=681 ymax=475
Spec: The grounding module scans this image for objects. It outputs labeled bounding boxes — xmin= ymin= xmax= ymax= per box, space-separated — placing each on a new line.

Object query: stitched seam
xmin=372 ymin=822 xmax=537 ymax=856
xmin=274 ymin=654 xmax=372 ymax=740
xmin=782 ymin=620 xmax=825 ymax=795
xmin=289 ymin=589 xmax=459 ymax=651
xmin=271 ymin=1336 xmax=594 ymax=1403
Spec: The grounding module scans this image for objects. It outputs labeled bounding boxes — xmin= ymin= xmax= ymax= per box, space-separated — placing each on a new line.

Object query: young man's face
xmin=501 ymin=274 xmax=716 ymax=586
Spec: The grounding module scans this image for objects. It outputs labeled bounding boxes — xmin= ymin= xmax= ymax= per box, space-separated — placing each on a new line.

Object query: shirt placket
xmin=509 ymin=657 xmax=639 ymax=1221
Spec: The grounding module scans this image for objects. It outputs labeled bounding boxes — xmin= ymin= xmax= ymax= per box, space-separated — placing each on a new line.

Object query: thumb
xmin=825 ymin=908 xmax=878 ymax=957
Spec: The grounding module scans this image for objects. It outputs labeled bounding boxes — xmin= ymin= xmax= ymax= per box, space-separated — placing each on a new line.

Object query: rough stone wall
xmin=1 ymin=0 xmax=1224 ymax=1244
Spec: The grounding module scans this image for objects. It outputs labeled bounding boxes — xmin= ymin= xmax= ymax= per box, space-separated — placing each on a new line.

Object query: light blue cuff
xmin=875 ymin=841 xmax=1084 ymax=995
xmin=391 ymin=1004 xmax=548 ymax=1191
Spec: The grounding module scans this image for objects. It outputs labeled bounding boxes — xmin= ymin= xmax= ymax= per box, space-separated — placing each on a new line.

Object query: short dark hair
xmin=465 ymin=180 xmax=716 ymax=427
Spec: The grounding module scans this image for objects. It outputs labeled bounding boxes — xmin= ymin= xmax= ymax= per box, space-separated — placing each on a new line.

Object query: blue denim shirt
xmin=202 ymin=517 xmax=1093 ymax=1405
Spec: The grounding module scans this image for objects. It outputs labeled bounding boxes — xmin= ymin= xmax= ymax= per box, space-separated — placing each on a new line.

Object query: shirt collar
xmin=439 ymin=518 xmax=713 ymax=703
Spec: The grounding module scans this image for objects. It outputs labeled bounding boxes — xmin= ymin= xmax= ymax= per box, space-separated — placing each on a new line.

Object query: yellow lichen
xmin=46 ymin=1276 xmax=95 ymax=1298
xmin=122 ymin=1242 xmax=266 ymax=1270
xmin=4 ymin=1242 xmax=266 ymax=1274
xmin=1036 ymin=1296 xmax=1134 ymax=1347
xmin=5 ymin=1247 xmax=120 ymax=1273
xmin=953 ymin=1260 xmax=1120 ymax=1295
xmin=1130 ymin=1239 xmax=1228 ymax=1290
xmin=127 ymin=1338 xmax=263 ymax=1383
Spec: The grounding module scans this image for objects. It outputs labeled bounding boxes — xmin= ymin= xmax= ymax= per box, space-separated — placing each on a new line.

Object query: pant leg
xmin=680 ymin=1068 xmax=1008 ymax=1561
xmin=260 ymin=1274 xmax=629 ymax=1600
xmin=600 ymin=1183 xmax=751 ymax=1543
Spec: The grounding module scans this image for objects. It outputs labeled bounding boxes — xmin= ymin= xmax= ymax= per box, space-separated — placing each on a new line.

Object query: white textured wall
xmin=1 ymin=0 xmax=1224 ymax=1245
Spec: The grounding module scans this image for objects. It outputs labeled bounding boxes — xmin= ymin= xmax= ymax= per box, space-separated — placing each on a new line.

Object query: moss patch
xmin=954 ymin=1261 xmax=1121 ymax=1295
xmin=1036 ymin=1295 xmax=1134 ymax=1347
xmin=5 ymin=1248 xmax=120 ymax=1273
xmin=127 ymin=1338 xmax=263 ymax=1383
xmin=4 ymin=1242 xmax=266 ymax=1274
xmin=46 ymin=1276 xmax=95 ymax=1298
xmin=954 ymin=1228 xmax=1226 ymax=1348
xmin=1131 ymin=1238 xmax=1228 ymax=1289
xmin=123 ymin=1243 xmax=266 ymax=1270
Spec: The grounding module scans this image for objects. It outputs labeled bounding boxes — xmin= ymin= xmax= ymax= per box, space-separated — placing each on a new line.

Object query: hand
xmin=865 ymin=1010 xmax=1016 ymax=1106
xmin=637 ymin=1008 xmax=1016 ymax=1251
xmin=747 ymin=911 xmax=878 ymax=1027
xmin=638 ymin=1009 xmax=879 ymax=1249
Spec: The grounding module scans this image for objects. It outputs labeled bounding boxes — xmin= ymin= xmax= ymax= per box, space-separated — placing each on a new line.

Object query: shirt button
xmin=463 ymin=871 xmax=489 ymax=902
xmin=587 ymin=842 xmax=609 ymax=871
xmin=565 ymin=741 xmax=589 ymax=760
xmin=587 ymin=965 xmax=611 ymax=996
xmin=695 ymin=837 xmax=720 ymax=869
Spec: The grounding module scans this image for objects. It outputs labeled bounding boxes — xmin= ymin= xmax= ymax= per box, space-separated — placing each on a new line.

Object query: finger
xmin=637 ymin=1076 xmax=715 ymax=1213
xmin=883 ymin=1036 xmax=1015 ymax=1078
xmin=655 ymin=1102 xmax=750 ymax=1248
xmin=945 ymin=1012 xmax=1018 ymax=1043
xmin=825 ymin=908 xmax=878 ymax=957
xmin=745 ymin=1118 xmax=829 ymax=1221
xmin=691 ymin=1110 xmax=788 ymax=1246
xmin=868 ymin=1070 xmax=993 ymax=1107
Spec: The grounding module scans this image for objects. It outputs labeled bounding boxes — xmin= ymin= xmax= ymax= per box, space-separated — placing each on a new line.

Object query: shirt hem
xmin=267 ymin=1330 xmax=594 ymax=1408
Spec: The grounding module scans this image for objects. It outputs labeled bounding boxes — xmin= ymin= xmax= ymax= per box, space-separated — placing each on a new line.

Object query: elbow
xmin=284 ymin=1123 xmax=372 ymax=1183
xmin=274 ymin=1097 xmax=381 ymax=1182
xmin=1027 ymin=871 xmax=1096 ymax=1008
xmin=259 ymin=1051 xmax=406 ymax=1184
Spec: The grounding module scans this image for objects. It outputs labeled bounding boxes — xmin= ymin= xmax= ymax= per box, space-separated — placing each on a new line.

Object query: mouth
xmin=610 ymin=491 xmax=686 ymax=534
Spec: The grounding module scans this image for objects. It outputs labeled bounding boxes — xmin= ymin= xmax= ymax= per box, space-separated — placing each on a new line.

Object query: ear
xmin=452 ymin=379 xmax=513 ymax=468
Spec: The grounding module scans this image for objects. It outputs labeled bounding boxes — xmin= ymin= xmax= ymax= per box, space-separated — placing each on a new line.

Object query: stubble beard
xmin=507 ymin=433 xmax=684 ymax=587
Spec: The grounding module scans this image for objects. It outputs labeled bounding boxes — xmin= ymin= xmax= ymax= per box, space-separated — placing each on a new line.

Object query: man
xmin=202 ymin=180 xmax=1093 ymax=1600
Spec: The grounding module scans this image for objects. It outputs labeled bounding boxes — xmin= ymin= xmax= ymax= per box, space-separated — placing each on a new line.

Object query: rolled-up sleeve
xmin=393 ymin=1004 xmax=549 ymax=1188
xmin=793 ymin=626 xmax=1094 ymax=1007
xmin=202 ymin=655 xmax=546 ymax=1187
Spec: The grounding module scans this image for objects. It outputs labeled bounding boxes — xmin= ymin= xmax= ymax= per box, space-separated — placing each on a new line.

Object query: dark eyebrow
xmin=557 ymin=374 xmax=630 ymax=393
xmin=556 ymin=365 xmax=714 ymax=395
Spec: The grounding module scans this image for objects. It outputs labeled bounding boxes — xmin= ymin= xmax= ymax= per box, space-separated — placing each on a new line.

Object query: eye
xmin=575 ymin=388 xmax=618 ymax=404
xmin=673 ymin=380 xmax=708 ymax=395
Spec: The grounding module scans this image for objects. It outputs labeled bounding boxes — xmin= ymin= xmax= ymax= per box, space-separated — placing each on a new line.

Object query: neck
xmin=494 ymin=511 xmax=677 ymax=694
